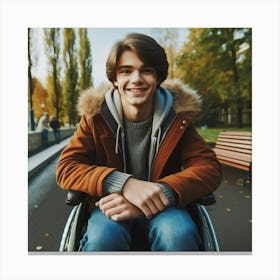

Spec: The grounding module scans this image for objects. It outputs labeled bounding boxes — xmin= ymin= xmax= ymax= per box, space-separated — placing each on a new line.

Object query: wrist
xmin=103 ymin=171 xmax=133 ymax=195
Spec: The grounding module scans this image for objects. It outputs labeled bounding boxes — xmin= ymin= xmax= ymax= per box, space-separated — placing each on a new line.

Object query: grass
xmin=196 ymin=127 xmax=252 ymax=143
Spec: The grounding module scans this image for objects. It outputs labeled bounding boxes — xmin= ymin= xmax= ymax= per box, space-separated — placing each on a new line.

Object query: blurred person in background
xmin=37 ymin=112 xmax=49 ymax=147
xmin=50 ymin=115 xmax=61 ymax=144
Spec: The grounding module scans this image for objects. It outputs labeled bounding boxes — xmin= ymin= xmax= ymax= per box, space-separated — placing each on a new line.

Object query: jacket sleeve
xmin=56 ymin=115 xmax=116 ymax=197
xmin=158 ymin=123 xmax=222 ymax=207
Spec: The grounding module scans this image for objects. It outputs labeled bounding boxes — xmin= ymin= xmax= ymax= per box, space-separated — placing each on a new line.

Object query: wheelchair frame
xmin=59 ymin=192 xmax=220 ymax=252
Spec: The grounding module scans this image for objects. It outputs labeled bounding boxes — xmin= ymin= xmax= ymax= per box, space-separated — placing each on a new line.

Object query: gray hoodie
xmin=103 ymin=86 xmax=177 ymax=206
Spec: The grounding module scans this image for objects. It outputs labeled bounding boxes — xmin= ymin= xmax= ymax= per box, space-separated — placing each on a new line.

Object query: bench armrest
xmin=65 ymin=190 xmax=86 ymax=206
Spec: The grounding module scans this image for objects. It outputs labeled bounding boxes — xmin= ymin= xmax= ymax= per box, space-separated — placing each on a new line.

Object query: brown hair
xmin=106 ymin=33 xmax=169 ymax=86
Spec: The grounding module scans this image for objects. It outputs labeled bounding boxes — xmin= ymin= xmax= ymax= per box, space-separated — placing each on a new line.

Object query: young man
xmin=56 ymin=33 xmax=222 ymax=251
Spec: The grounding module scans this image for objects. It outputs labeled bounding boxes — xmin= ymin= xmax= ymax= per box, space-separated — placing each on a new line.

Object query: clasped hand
xmin=96 ymin=178 xmax=169 ymax=221
xmin=122 ymin=178 xmax=169 ymax=219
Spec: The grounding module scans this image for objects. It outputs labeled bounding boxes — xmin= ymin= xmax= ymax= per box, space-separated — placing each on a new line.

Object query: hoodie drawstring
xmin=115 ymin=125 xmax=121 ymax=154
xmin=148 ymin=126 xmax=162 ymax=181
xmin=156 ymin=127 xmax=162 ymax=153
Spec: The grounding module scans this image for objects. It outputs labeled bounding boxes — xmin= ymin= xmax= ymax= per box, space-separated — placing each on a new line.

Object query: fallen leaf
xmin=218 ymin=195 xmax=223 ymax=199
xmin=43 ymin=233 xmax=49 ymax=237
xmin=36 ymin=245 xmax=43 ymax=251
xmin=226 ymin=208 xmax=231 ymax=212
xmin=236 ymin=180 xmax=242 ymax=186
xmin=243 ymin=195 xmax=251 ymax=199
xmin=34 ymin=205 xmax=38 ymax=208
xmin=224 ymin=180 xmax=228 ymax=183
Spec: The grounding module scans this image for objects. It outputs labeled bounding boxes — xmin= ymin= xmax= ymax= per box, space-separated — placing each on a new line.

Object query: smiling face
xmin=114 ymin=50 xmax=158 ymax=122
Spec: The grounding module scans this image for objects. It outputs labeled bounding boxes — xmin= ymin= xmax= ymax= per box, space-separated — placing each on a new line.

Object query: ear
xmin=113 ymin=81 xmax=118 ymax=88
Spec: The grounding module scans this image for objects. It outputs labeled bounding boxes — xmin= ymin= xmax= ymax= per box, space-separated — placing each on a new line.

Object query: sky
xmin=31 ymin=28 xmax=189 ymax=87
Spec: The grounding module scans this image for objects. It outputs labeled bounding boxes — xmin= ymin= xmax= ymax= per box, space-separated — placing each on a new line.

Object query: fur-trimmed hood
xmin=76 ymin=78 xmax=201 ymax=119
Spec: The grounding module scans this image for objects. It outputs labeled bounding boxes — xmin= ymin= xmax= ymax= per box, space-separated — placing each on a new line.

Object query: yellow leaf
xmin=36 ymin=246 xmax=43 ymax=251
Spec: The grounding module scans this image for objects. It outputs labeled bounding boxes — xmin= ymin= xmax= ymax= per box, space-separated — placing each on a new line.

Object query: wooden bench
xmin=213 ymin=131 xmax=252 ymax=174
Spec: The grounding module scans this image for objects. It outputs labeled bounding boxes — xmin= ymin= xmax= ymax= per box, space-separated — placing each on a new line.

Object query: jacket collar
xmin=77 ymin=78 xmax=201 ymax=119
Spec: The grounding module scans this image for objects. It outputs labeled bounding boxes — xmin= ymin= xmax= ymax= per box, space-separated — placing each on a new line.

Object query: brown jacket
xmin=56 ymin=79 xmax=222 ymax=208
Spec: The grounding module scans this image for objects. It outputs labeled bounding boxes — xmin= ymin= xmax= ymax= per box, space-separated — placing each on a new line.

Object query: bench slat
xmin=216 ymin=154 xmax=250 ymax=167
xmin=218 ymin=134 xmax=252 ymax=141
xmin=214 ymin=148 xmax=252 ymax=163
xmin=213 ymin=131 xmax=252 ymax=172
xmin=218 ymin=159 xmax=251 ymax=171
xmin=215 ymin=141 xmax=251 ymax=150
xmin=215 ymin=144 xmax=252 ymax=155
xmin=219 ymin=131 xmax=252 ymax=136
xmin=217 ymin=138 xmax=251 ymax=145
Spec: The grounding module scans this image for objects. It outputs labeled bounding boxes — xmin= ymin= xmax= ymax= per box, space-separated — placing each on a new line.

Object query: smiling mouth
xmin=127 ymin=88 xmax=147 ymax=93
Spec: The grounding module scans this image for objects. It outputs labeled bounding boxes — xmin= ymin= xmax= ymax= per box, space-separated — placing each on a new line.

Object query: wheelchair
xmin=59 ymin=190 xmax=220 ymax=252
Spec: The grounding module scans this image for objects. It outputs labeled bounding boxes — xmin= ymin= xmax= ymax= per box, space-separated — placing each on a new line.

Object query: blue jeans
xmin=80 ymin=207 xmax=201 ymax=251
xmin=42 ymin=129 xmax=48 ymax=146
xmin=53 ymin=129 xmax=61 ymax=143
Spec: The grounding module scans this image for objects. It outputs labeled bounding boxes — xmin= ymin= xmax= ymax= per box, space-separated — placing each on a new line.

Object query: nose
xmin=131 ymin=71 xmax=143 ymax=83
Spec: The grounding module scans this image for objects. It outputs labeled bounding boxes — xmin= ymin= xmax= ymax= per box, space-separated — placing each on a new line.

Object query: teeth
xmin=129 ymin=89 xmax=145 ymax=93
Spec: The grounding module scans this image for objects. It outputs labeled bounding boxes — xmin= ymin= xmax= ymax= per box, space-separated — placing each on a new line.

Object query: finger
xmin=151 ymin=184 xmax=169 ymax=207
xmin=98 ymin=193 xmax=118 ymax=208
xmin=158 ymin=191 xmax=170 ymax=207
xmin=104 ymin=204 xmax=125 ymax=218
xmin=100 ymin=196 xmax=124 ymax=213
xmin=112 ymin=208 xmax=141 ymax=222
xmin=111 ymin=212 xmax=128 ymax=222
xmin=144 ymin=187 xmax=166 ymax=214
xmin=151 ymin=196 xmax=166 ymax=212
xmin=138 ymin=202 xmax=153 ymax=219
xmin=145 ymin=199 xmax=160 ymax=216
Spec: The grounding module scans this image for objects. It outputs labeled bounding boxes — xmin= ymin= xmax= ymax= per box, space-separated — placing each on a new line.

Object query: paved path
xmin=28 ymin=155 xmax=71 ymax=252
xmin=207 ymin=165 xmax=252 ymax=252
xmin=28 ymin=137 xmax=71 ymax=178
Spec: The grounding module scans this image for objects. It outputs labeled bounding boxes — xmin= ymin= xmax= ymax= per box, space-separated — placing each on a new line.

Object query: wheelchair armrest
xmin=65 ymin=190 xmax=86 ymax=206
xmin=196 ymin=194 xmax=216 ymax=206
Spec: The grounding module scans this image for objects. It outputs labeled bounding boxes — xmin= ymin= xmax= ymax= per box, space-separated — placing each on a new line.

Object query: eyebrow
xmin=117 ymin=65 xmax=154 ymax=70
xmin=117 ymin=65 xmax=133 ymax=70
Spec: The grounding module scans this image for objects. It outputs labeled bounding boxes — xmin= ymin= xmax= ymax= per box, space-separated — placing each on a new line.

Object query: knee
xmin=80 ymin=218 xmax=131 ymax=251
xmin=149 ymin=209 xmax=201 ymax=251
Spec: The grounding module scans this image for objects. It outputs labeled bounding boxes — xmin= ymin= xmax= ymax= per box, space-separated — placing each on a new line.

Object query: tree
xmin=32 ymin=78 xmax=49 ymax=122
xmin=155 ymin=28 xmax=184 ymax=79
xmin=44 ymin=28 xmax=63 ymax=121
xmin=63 ymin=28 xmax=79 ymax=126
xmin=28 ymin=28 xmax=35 ymax=131
xmin=78 ymin=28 xmax=93 ymax=90
xmin=177 ymin=28 xmax=252 ymax=127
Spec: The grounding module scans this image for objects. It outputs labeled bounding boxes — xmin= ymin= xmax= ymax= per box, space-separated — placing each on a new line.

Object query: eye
xmin=142 ymin=67 xmax=155 ymax=74
xmin=119 ymin=68 xmax=131 ymax=75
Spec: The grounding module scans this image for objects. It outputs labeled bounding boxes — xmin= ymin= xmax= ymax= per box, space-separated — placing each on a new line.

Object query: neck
xmin=122 ymin=103 xmax=153 ymax=122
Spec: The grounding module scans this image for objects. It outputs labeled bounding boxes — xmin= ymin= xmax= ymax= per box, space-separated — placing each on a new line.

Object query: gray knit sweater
xmin=103 ymin=116 xmax=177 ymax=206
xmin=102 ymin=87 xmax=178 ymax=207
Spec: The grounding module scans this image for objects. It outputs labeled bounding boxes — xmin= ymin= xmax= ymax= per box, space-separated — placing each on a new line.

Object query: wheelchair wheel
xmin=196 ymin=204 xmax=220 ymax=251
xmin=59 ymin=203 xmax=83 ymax=252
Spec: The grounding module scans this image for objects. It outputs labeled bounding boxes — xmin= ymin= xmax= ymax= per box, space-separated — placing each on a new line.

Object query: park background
xmin=28 ymin=27 xmax=251 ymax=148
xmin=1 ymin=1 xmax=279 ymax=280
